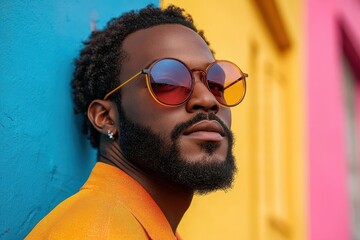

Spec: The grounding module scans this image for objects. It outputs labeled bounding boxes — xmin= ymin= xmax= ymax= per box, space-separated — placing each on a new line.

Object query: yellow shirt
xmin=26 ymin=162 xmax=180 ymax=240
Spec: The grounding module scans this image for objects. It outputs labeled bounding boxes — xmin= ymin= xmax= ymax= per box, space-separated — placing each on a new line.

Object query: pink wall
xmin=307 ymin=0 xmax=360 ymax=239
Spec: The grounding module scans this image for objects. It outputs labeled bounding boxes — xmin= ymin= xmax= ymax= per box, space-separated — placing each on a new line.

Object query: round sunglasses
xmin=103 ymin=58 xmax=248 ymax=107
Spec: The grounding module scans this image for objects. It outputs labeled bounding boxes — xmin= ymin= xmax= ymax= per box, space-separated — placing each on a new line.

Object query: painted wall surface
xmin=307 ymin=0 xmax=360 ymax=239
xmin=0 ymin=1 xmax=157 ymax=239
xmin=161 ymin=1 xmax=306 ymax=239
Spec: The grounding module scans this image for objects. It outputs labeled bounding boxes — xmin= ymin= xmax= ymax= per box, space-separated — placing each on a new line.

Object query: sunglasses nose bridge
xmin=190 ymin=69 xmax=207 ymax=85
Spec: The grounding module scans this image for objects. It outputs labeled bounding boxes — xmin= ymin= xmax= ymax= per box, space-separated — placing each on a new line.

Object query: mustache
xmin=171 ymin=113 xmax=231 ymax=141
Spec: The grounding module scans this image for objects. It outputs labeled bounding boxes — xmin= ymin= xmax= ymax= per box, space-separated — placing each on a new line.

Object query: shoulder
xmin=26 ymin=189 xmax=149 ymax=240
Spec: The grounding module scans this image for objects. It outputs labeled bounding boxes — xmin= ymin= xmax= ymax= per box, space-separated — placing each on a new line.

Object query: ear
xmin=87 ymin=100 xmax=118 ymax=137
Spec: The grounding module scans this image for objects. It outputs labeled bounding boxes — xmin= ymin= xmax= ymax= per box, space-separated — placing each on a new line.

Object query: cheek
xmin=120 ymin=88 xmax=181 ymax=134
xmin=218 ymin=108 xmax=232 ymax=129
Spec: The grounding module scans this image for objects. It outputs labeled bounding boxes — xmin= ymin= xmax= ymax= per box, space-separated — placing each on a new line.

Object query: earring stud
xmin=107 ymin=130 xmax=114 ymax=140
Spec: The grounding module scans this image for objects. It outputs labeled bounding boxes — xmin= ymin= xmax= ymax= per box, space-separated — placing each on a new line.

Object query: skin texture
xmin=87 ymin=24 xmax=232 ymax=233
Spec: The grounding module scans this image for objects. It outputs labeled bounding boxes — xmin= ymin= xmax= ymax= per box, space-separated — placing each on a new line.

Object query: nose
xmin=185 ymin=71 xmax=220 ymax=113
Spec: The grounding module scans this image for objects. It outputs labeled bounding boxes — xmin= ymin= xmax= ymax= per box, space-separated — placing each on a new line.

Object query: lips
xmin=183 ymin=120 xmax=226 ymax=140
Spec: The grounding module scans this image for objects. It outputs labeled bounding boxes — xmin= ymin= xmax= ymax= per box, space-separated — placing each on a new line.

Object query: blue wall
xmin=0 ymin=1 xmax=158 ymax=239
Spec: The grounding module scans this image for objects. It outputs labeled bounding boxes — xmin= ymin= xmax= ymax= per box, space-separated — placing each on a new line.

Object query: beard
xmin=117 ymin=105 xmax=237 ymax=194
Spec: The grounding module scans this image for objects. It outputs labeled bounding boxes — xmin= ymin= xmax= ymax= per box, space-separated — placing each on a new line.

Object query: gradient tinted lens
xmin=207 ymin=61 xmax=246 ymax=106
xmin=149 ymin=59 xmax=192 ymax=106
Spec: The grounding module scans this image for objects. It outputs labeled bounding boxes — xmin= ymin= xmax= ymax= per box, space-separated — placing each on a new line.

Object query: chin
xmin=178 ymin=140 xmax=229 ymax=164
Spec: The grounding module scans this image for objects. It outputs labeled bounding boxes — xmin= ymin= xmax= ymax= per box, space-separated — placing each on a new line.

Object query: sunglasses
xmin=103 ymin=58 xmax=248 ymax=107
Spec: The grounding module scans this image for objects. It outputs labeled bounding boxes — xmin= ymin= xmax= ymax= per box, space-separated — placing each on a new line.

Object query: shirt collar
xmin=82 ymin=162 xmax=178 ymax=240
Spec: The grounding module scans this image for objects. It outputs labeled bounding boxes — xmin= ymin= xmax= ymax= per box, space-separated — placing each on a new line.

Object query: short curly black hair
xmin=71 ymin=4 xmax=212 ymax=148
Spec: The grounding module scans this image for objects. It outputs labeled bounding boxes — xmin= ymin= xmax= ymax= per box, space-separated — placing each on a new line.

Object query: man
xmin=26 ymin=4 xmax=247 ymax=239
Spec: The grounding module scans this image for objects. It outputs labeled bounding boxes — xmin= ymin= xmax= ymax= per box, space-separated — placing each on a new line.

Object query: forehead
xmin=121 ymin=24 xmax=214 ymax=77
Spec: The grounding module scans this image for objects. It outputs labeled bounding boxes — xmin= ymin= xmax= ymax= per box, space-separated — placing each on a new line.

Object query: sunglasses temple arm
xmin=223 ymin=73 xmax=248 ymax=91
xmin=103 ymin=71 xmax=143 ymax=100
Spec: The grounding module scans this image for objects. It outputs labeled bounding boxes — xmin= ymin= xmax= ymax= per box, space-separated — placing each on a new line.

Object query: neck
xmin=98 ymin=137 xmax=193 ymax=233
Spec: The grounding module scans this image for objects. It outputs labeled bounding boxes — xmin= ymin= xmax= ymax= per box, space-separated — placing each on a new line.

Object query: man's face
xmin=117 ymin=24 xmax=236 ymax=193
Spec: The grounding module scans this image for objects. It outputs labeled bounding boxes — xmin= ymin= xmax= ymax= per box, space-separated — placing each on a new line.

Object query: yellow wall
xmin=161 ymin=0 xmax=306 ymax=239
